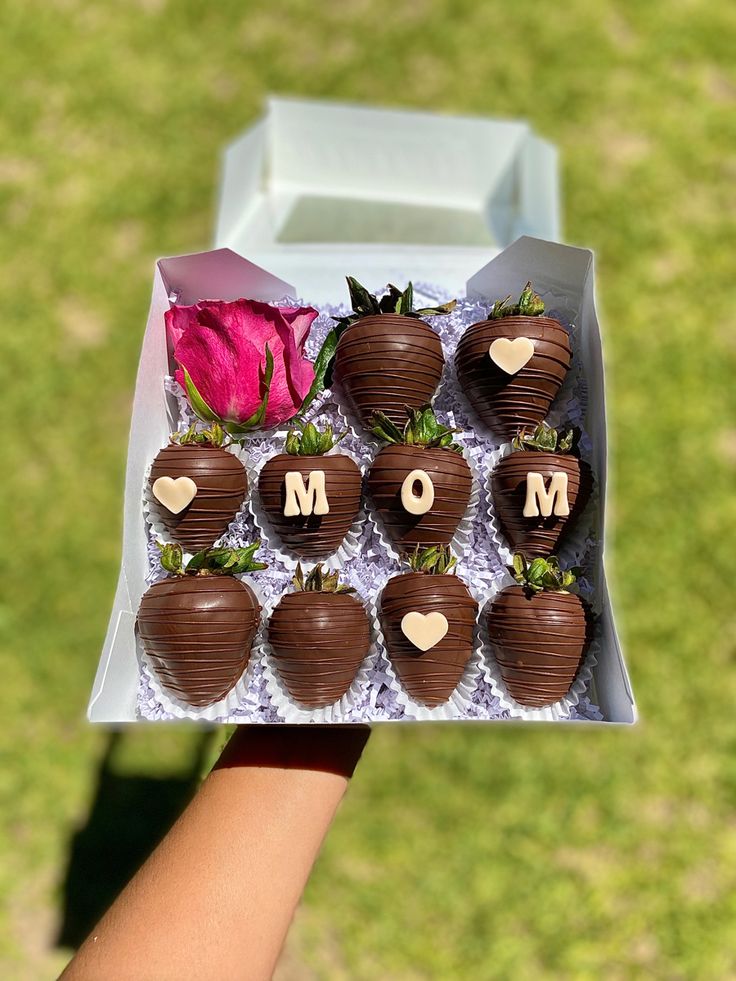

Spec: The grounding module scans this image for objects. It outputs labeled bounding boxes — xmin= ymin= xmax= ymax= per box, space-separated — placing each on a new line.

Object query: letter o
xmin=401 ymin=469 xmax=435 ymax=515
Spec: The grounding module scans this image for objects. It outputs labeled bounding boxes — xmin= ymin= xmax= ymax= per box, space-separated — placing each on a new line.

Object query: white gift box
xmin=89 ymin=99 xmax=634 ymax=724
xmin=89 ymin=238 xmax=635 ymax=724
xmin=214 ymin=97 xmax=559 ymax=303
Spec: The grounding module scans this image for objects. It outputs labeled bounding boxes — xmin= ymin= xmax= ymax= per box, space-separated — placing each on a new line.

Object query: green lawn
xmin=2 ymin=0 xmax=735 ymax=976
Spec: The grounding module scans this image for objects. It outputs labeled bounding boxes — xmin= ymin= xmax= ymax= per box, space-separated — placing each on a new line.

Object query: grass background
xmin=1 ymin=0 xmax=735 ymax=976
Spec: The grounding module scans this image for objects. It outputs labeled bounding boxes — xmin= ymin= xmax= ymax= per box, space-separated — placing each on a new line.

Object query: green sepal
xmin=346 ymin=276 xmax=381 ymax=318
xmin=512 ymin=423 xmax=574 ymax=454
xmin=183 ymin=368 xmax=220 ymax=424
xmin=333 ymin=277 xmax=457 ymax=329
xmin=298 ymin=325 xmax=346 ymax=414
xmin=414 ymin=298 xmax=457 ymax=316
xmin=511 ymin=553 xmax=578 ymax=593
xmin=299 ymin=422 xmax=320 ymax=456
xmin=370 ymin=411 xmax=405 ymax=445
xmin=172 ymin=420 xmax=228 ymax=448
xmin=407 ymin=545 xmax=457 ymax=575
xmin=292 ymin=562 xmax=356 ymax=594
xmin=284 ymin=419 xmax=345 ymax=456
xmin=558 ymin=430 xmax=574 ymax=453
xmin=371 ymin=405 xmax=462 ymax=453
xmin=489 ymin=280 xmax=545 ymax=321
xmin=222 ymin=344 xmax=275 ymax=435
xmin=397 ymin=283 xmax=413 ymax=315
xmin=179 ymin=542 xmax=268 ymax=577
xmin=185 ymin=549 xmax=208 ymax=573
xmin=518 ymin=281 xmax=545 ymax=316
xmin=157 ymin=541 xmax=184 ymax=575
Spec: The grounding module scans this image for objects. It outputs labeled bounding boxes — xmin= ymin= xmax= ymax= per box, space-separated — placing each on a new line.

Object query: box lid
xmin=215 ymin=97 xmax=560 ymax=302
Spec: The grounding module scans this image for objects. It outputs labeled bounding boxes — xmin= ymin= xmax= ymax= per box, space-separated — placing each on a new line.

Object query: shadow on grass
xmin=55 ymin=730 xmax=213 ymax=950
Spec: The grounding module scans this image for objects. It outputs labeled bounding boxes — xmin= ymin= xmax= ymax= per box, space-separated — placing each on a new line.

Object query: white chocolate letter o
xmin=401 ymin=469 xmax=434 ymax=515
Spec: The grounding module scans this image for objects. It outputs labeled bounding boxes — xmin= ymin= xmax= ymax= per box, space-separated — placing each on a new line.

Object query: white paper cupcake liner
xmin=369 ymin=574 xmax=491 ymax=721
xmin=364 ymin=437 xmax=482 ymax=565
xmin=482 ymin=441 xmax=600 ymax=570
xmin=136 ymin=579 xmax=269 ymax=722
xmin=478 ymin=569 xmax=600 ymax=721
xmin=258 ymin=588 xmax=382 ymax=723
xmin=248 ymin=436 xmax=368 ymax=573
xmin=142 ymin=438 xmax=254 ymax=551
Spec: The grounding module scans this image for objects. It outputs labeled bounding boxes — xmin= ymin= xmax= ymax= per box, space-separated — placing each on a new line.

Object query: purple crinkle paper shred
xmin=138 ymin=285 xmax=603 ymax=724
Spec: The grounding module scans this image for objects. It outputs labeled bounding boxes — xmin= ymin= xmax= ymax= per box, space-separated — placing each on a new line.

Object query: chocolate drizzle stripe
xmin=491 ymin=451 xmax=592 ymax=558
xmin=149 ymin=444 xmax=248 ymax=551
xmin=379 ymin=574 xmax=478 ymax=706
xmin=258 ymin=453 xmax=362 ymax=557
xmin=334 ymin=314 xmax=445 ymax=428
xmin=455 ymin=316 xmax=572 ymax=439
xmin=368 ymin=446 xmax=472 ymax=550
xmin=268 ymin=592 xmax=371 ymax=708
xmin=137 ymin=576 xmax=259 ymax=707
xmin=486 ymin=587 xmax=591 ymax=707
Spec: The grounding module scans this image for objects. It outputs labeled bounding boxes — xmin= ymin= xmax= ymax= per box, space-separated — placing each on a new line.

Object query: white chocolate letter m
xmin=523 ymin=472 xmax=570 ymax=518
xmin=283 ymin=470 xmax=330 ymax=517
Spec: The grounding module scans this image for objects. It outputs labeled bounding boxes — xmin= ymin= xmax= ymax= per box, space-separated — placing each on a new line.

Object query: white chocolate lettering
xmin=401 ymin=469 xmax=434 ymax=515
xmin=489 ymin=336 xmax=534 ymax=374
xmin=400 ymin=611 xmax=449 ymax=651
xmin=523 ymin=471 xmax=569 ymax=518
xmin=283 ymin=470 xmax=329 ymax=517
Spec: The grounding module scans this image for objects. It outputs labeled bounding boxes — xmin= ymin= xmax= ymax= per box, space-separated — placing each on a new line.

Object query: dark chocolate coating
xmin=454 ymin=315 xmax=571 ymax=439
xmin=258 ymin=453 xmax=362 ymax=557
xmin=149 ymin=444 xmax=248 ymax=552
xmin=380 ymin=573 xmax=478 ymax=706
xmin=486 ymin=586 xmax=592 ymax=707
xmin=137 ymin=575 xmax=260 ymax=707
xmin=491 ymin=452 xmax=593 ymax=559
xmin=368 ymin=445 xmax=472 ymax=551
xmin=333 ymin=314 xmax=445 ymax=429
xmin=268 ymin=592 xmax=371 ymax=708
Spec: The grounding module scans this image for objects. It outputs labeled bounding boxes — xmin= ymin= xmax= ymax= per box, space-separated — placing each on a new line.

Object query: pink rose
xmin=165 ymin=298 xmax=318 ymax=430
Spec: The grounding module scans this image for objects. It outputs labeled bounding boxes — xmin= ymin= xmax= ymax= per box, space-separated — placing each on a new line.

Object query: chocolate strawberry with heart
xmin=137 ymin=542 xmax=267 ymax=708
xmin=258 ymin=420 xmax=362 ymax=558
xmin=491 ymin=423 xmax=593 ymax=559
xmin=455 ymin=281 xmax=572 ymax=440
xmin=380 ymin=546 xmax=478 ymax=706
xmin=329 ymin=278 xmax=455 ymax=429
xmin=368 ymin=406 xmax=472 ymax=553
xmin=149 ymin=422 xmax=248 ymax=552
xmin=268 ymin=564 xmax=372 ymax=708
xmin=486 ymin=554 xmax=593 ymax=708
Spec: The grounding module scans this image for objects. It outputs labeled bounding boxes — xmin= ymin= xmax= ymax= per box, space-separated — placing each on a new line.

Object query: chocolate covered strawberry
xmin=368 ymin=407 xmax=472 ymax=553
xmin=380 ymin=546 xmax=478 ymax=706
xmin=268 ymin=564 xmax=371 ymax=708
xmin=491 ymin=424 xmax=593 ymax=559
xmin=258 ymin=420 xmax=362 ymax=558
xmin=455 ymin=282 xmax=571 ymax=440
xmin=148 ymin=423 xmax=248 ymax=552
xmin=486 ymin=555 xmax=593 ymax=708
xmin=330 ymin=278 xmax=455 ymax=429
xmin=137 ymin=542 xmax=267 ymax=707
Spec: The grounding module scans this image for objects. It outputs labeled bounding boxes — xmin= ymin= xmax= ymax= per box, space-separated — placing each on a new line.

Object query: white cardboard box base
xmin=88 ymin=237 xmax=635 ymax=725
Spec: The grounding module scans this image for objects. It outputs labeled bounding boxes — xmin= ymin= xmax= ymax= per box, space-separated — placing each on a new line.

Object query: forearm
xmin=63 ymin=725 xmax=369 ymax=981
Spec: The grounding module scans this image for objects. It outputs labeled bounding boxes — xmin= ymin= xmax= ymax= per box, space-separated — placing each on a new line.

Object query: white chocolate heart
xmin=400 ymin=611 xmax=449 ymax=652
xmin=489 ymin=336 xmax=535 ymax=374
xmin=152 ymin=476 xmax=198 ymax=514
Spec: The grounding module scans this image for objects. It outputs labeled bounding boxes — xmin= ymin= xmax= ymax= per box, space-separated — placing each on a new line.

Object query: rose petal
xmin=279 ymin=305 xmax=319 ymax=349
xmin=169 ymin=298 xmax=317 ymax=428
xmin=174 ymin=317 xmax=272 ymax=422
